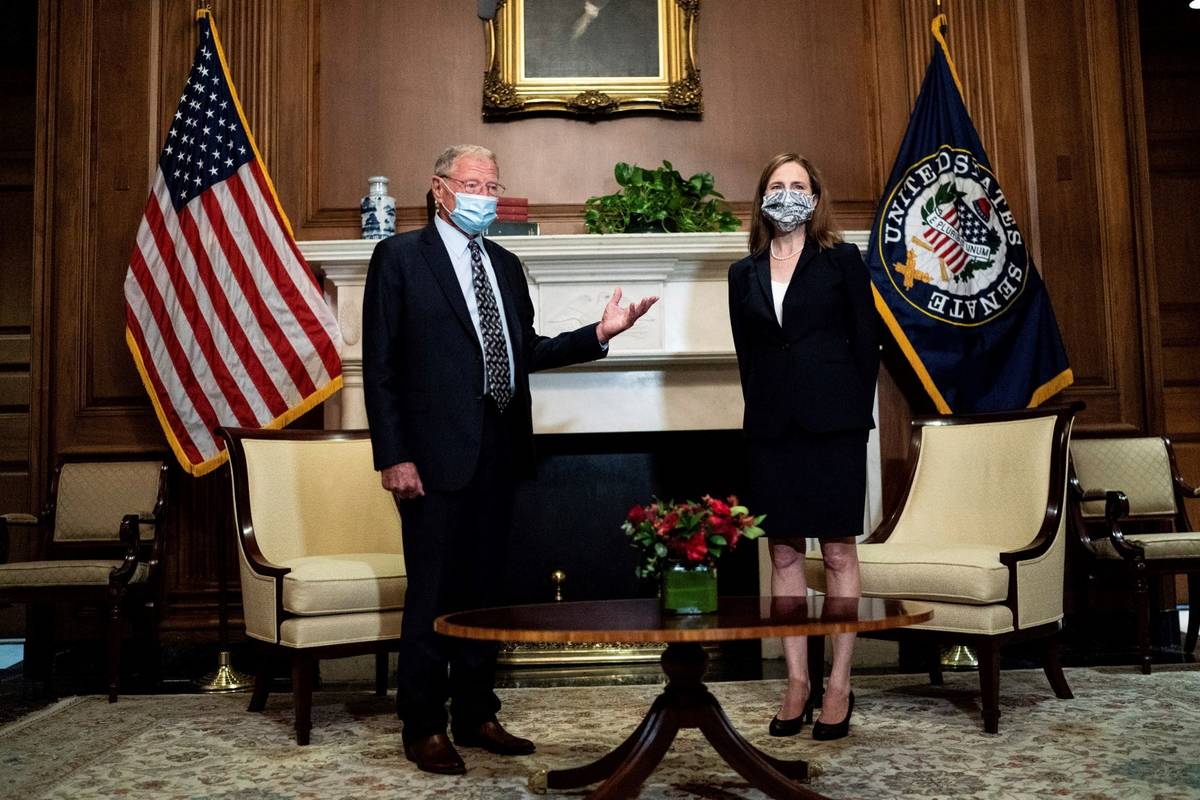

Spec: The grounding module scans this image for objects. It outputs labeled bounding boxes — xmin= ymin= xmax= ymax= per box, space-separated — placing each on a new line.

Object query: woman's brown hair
xmin=748 ymin=153 xmax=842 ymax=255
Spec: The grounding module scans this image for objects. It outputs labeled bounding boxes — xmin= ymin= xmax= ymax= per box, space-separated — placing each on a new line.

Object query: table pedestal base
xmin=533 ymin=642 xmax=831 ymax=800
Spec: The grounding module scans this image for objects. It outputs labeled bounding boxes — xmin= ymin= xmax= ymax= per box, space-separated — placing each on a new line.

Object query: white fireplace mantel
xmin=303 ymin=230 xmax=870 ymax=434
xmin=303 ymin=230 xmax=882 ymax=574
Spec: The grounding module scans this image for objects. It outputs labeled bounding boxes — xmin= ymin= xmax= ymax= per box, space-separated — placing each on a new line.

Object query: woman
xmin=727 ymin=153 xmax=879 ymax=740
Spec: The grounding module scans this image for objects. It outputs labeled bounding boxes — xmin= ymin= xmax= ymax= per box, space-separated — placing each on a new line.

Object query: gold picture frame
xmin=483 ymin=0 xmax=702 ymax=118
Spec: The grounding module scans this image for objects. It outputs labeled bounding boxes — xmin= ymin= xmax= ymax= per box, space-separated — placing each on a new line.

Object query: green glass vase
xmin=661 ymin=562 xmax=717 ymax=615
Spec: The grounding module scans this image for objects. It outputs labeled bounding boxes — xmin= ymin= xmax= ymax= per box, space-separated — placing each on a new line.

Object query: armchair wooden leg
xmin=1185 ymin=574 xmax=1198 ymax=657
xmin=1133 ymin=560 xmax=1152 ymax=674
xmin=248 ymin=647 xmax=273 ymax=713
xmin=1041 ymin=634 xmax=1073 ymax=699
xmin=929 ymin=644 xmax=944 ymax=687
xmin=26 ymin=603 xmax=55 ymax=697
xmin=977 ymin=641 xmax=1000 ymax=734
xmin=292 ymin=652 xmax=313 ymax=745
xmin=807 ymin=634 xmax=825 ymax=709
xmin=374 ymin=650 xmax=389 ymax=697
xmin=106 ymin=588 xmax=124 ymax=703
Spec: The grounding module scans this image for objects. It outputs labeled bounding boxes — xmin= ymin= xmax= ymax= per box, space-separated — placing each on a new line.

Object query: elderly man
xmin=363 ymin=144 xmax=656 ymax=775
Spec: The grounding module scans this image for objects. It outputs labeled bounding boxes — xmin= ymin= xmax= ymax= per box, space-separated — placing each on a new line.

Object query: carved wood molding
xmin=899 ymin=0 xmax=1032 ymax=229
xmin=1114 ymin=0 xmax=1166 ymax=433
xmin=209 ymin=0 xmax=280 ymax=172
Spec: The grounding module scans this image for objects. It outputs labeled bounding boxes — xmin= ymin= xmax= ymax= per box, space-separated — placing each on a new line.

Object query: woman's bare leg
xmin=817 ymin=538 xmax=860 ymax=722
xmin=770 ymin=538 xmax=811 ymax=719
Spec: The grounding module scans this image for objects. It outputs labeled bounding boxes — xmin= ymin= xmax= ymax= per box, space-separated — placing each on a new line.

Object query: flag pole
xmin=193 ymin=462 xmax=252 ymax=692
xmin=187 ymin=1 xmax=250 ymax=695
xmin=926 ymin=0 xmax=984 ymax=681
xmin=930 ymin=0 xmax=983 ymax=677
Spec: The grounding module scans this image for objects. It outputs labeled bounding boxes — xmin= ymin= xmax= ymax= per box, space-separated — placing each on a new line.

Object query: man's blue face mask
xmin=440 ymin=178 xmax=498 ymax=235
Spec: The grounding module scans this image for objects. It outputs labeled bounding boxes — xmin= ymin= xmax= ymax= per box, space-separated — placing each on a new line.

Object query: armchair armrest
xmin=1176 ymin=475 xmax=1200 ymax=499
xmin=1068 ymin=472 xmax=1102 ymax=503
xmin=1066 ymin=471 xmax=1141 ymax=559
xmin=238 ymin=532 xmax=290 ymax=579
xmin=110 ymin=514 xmax=144 ymax=584
xmin=1000 ymin=489 xmax=1075 ymax=568
xmin=1096 ymin=490 xmax=1145 ymax=560
xmin=0 ymin=512 xmax=45 ymax=564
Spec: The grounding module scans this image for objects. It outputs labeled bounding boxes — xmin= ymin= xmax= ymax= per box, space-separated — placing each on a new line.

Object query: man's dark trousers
xmin=394 ymin=397 xmax=515 ymax=740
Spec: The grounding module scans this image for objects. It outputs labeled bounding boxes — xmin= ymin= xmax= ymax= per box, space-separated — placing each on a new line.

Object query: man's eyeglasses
xmin=439 ymin=175 xmax=507 ymax=197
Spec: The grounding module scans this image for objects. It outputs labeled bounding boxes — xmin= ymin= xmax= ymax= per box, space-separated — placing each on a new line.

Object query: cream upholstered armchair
xmin=1068 ymin=435 xmax=1200 ymax=673
xmin=220 ymin=427 xmax=405 ymax=745
xmin=805 ymin=403 xmax=1082 ymax=733
xmin=0 ymin=456 xmax=168 ymax=702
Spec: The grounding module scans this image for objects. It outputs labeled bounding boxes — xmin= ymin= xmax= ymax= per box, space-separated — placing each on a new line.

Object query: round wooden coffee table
xmin=435 ymin=595 xmax=933 ymax=800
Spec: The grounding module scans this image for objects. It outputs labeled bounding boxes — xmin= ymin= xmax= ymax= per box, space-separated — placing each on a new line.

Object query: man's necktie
xmin=468 ymin=240 xmax=512 ymax=412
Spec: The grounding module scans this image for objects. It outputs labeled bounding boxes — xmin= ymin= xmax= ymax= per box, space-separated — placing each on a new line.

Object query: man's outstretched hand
xmin=597 ymin=287 xmax=658 ymax=344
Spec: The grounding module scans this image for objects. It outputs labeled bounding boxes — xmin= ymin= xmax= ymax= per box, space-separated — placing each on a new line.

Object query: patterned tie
xmin=468 ymin=240 xmax=512 ymax=412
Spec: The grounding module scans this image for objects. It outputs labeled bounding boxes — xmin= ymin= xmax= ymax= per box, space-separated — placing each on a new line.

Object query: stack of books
xmin=488 ymin=196 xmax=538 ymax=236
xmin=497 ymin=196 xmax=529 ymax=222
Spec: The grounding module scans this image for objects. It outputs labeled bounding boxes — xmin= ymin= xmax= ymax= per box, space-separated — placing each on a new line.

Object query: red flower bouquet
xmin=622 ymin=495 xmax=765 ymax=579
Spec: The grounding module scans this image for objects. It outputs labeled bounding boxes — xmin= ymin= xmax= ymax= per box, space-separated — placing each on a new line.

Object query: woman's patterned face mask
xmin=761 ymin=189 xmax=816 ymax=232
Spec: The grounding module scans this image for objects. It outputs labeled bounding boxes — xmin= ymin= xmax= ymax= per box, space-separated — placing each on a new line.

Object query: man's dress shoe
xmin=452 ymin=719 xmax=536 ymax=755
xmin=404 ymin=733 xmax=467 ymax=775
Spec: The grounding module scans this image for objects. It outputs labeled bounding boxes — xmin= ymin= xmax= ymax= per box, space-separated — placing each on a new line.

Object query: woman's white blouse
xmin=771 ymin=279 xmax=788 ymax=326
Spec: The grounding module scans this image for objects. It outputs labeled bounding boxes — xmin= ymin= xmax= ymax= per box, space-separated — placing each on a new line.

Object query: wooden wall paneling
xmin=45 ymin=0 xmax=89 ymax=459
xmin=1021 ymin=0 xmax=1148 ymax=430
xmin=899 ymin=0 xmax=1033 ymax=231
xmin=0 ymin=0 xmax=38 ymax=535
xmin=47 ymin=0 xmax=160 ymax=453
xmin=1139 ymin=0 xmax=1200 ymax=528
xmin=207 ymin=0 xmax=279 ymax=172
xmin=866 ymin=0 xmax=918 ymax=517
xmin=269 ymin=0 xmax=315 ymax=239
xmin=1025 ymin=0 xmax=1111 ymax=413
xmin=1115 ymin=0 xmax=1164 ymax=437
xmin=280 ymin=0 xmax=924 ymax=240
xmin=86 ymin=0 xmax=156 ymax=412
xmin=30 ymin=0 xmax=53 ymax=515
xmin=1082 ymin=0 xmax=1152 ymax=431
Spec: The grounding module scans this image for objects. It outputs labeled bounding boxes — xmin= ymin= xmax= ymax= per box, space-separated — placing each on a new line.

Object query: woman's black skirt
xmin=747 ymin=428 xmax=868 ymax=540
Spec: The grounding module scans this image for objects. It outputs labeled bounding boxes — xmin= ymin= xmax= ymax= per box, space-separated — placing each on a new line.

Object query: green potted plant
xmin=584 ymin=161 xmax=741 ymax=234
xmin=623 ymin=495 xmax=765 ymax=614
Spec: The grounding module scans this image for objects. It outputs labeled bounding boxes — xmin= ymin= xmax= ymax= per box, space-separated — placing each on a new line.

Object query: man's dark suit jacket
xmin=363 ymin=224 xmax=607 ymax=491
xmin=727 ymin=238 xmax=880 ymax=440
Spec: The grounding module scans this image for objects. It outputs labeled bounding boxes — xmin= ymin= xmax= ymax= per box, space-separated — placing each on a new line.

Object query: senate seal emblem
xmin=876 ymin=145 xmax=1027 ymax=326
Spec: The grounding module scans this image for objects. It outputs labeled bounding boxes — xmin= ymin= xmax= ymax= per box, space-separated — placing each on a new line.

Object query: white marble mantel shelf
xmin=302 ymin=231 xmax=870 ymax=433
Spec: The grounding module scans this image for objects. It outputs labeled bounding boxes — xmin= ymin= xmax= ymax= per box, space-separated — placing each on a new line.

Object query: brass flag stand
xmin=194 ymin=465 xmax=251 ymax=692
xmin=940 ymin=644 xmax=979 ymax=671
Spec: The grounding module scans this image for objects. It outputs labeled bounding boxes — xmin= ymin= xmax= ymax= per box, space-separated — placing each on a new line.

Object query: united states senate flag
xmin=865 ymin=15 xmax=1072 ymax=413
xmin=124 ymin=9 xmax=342 ymax=476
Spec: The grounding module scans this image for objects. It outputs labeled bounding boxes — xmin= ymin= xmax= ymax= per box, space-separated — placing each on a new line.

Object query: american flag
xmin=124 ymin=10 xmax=341 ymax=476
xmin=922 ymin=194 xmax=993 ymax=275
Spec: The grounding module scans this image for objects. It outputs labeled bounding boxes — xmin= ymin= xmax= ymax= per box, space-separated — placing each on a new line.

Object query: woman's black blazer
xmin=727 ymin=238 xmax=880 ymax=439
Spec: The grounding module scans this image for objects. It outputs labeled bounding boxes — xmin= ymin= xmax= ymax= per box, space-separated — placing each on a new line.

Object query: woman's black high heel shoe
xmin=768 ymin=697 xmax=814 ymax=737
xmin=812 ymin=691 xmax=854 ymax=741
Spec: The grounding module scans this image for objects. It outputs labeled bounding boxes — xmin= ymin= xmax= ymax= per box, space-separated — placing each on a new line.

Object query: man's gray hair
xmin=434 ymin=144 xmax=498 ymax=177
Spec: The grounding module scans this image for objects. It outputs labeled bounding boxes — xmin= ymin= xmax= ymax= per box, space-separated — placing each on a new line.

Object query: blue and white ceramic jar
xmin=360 ymin=175 xmax=396 ymax=240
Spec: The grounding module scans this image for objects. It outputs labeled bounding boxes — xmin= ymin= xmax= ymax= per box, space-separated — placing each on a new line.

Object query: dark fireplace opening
xmin=501 ymin=430 xmax=760 ymax=606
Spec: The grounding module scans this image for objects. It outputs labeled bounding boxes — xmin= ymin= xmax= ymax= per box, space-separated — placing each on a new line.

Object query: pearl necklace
xmin=770 ymin=238 xmax=803 ymax=260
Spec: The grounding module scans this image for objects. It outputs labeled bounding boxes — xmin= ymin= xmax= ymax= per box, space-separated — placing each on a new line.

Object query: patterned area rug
xmin=1 ymin=666 xmax=1198 ymax=800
